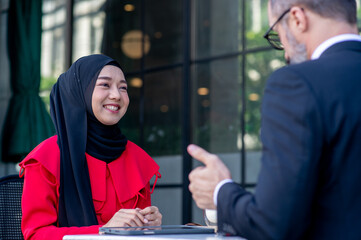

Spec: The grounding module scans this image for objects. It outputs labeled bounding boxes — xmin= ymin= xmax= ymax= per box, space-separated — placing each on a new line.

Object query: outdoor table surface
xmin=63 ymin=233 xmax=245 ymax=240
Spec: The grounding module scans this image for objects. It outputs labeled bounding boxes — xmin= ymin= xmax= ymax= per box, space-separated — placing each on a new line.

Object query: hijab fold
xmin=50 ymin=54 xmax=127 ymax=227
xmin=86 ymin=114 xmax=127 ymax=163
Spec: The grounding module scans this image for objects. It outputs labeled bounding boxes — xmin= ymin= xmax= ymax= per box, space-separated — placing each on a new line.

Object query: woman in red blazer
xmin=19 ymin=54 xmax=162 ymax=240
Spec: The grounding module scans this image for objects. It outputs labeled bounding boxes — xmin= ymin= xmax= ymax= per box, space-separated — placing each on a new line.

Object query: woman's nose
xmin=109 ymin=86 xmax=121 ymax=100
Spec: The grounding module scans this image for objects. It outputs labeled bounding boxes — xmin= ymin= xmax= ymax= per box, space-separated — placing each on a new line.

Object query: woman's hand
xmin=103 ymin=208 xmax=148 ymax=227
xmin=139 ymin=206 xmax=162 ymax=226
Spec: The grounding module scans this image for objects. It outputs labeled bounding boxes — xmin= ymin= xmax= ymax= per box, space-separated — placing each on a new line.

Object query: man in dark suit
xmin=188 ymin=0 xmax=361 ymax=239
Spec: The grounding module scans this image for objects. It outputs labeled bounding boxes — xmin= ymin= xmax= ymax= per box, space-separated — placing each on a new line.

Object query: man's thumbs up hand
xmin=188 ymin=144 xmax=231 ymax=209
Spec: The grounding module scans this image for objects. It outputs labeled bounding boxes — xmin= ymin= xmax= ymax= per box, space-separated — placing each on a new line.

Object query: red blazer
xmin=19 ymin=136 xmax=160 ymax=240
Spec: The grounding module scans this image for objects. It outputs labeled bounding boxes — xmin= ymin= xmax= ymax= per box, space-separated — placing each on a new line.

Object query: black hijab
xmin=50 ymin=54 xmax=127 ymax=227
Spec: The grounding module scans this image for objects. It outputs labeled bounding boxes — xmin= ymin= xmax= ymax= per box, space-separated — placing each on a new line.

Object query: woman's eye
xmin=100 ymin=83 xmax=109 ymax=87
xmin=120 ymin=86 xmax=128 ymax=91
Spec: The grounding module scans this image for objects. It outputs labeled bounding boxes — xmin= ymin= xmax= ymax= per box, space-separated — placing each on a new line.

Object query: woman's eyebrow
xmin=97 ymin=76 xmax=112 ymax=80
xmin=97 ymin=76 xmax=127 ymax=84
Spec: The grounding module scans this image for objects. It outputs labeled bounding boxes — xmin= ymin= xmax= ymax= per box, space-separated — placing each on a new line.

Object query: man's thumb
xmin=187 ymin=144 xmax=216 ymax=166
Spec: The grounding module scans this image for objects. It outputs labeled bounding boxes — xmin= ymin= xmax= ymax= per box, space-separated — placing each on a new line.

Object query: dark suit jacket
xmin=217 ymin=41 xmax=361 ymax=240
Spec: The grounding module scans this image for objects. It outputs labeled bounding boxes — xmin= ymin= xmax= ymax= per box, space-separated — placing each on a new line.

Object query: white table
xmin=63 ymin=234 xmax=245 ymax=240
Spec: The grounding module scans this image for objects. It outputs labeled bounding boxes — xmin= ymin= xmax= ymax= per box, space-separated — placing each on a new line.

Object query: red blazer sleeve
xmin=21 ymin=160 xmax=101 ymax=240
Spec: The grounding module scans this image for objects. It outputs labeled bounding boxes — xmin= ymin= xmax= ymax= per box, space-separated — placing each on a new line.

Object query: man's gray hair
xmin=269 ymin=0 xmax=357 ymax=24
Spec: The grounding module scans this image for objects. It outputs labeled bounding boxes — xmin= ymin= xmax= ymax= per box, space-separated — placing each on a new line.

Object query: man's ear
xmin=288 ymin=6 xmax=308 ymax=33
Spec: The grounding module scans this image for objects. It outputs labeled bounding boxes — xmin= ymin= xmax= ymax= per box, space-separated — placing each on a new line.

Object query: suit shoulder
xmin=266 ymin=66 xmax=311 ymax=93
xmin=269 ymin=64 xmax=310 ymax=80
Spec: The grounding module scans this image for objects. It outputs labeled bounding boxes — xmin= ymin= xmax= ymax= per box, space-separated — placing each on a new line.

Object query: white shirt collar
xmin=311 ymin=34 xmax=361 ymax=60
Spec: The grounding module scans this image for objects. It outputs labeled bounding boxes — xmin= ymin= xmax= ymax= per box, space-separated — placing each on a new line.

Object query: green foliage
xmin=244 ymin=32 xmax=285 ymax=150
xmin=39 ymin=76 xmax=57 ymax=111
xmin=40 ymin=76 xmax=57 ymax=92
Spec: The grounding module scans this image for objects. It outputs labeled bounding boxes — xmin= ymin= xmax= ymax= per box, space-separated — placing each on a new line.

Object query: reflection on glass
xmin=73 ymin=0 xmax=106 ymax=60
xmin=192 ymin=57 xmax=240 ymax=153
xmin=41 ymin=0 xmax=66 ymax=108
xmin=129 ymin=77 xmax=143 ymax=88
xmin=193 ymin=0 xmax=241 ymax=60
xmin=245 ymin=50 xmax=285 ymax=150
xmin=245 ymin=0 xmax=271 ymax=49
xmin=121 ymin=30 xmax=150 ymax=59
xmin=143 ymin=68 xmax=182 ymax=156
xmin=73 ymin=0 xmax=183 ymax=71
xmin=121 ymin=75 xmax=141 ymax=144
xmin=243 ymin=50 xmax=284 ymax=186
xmin=124 ymin=4 xmax=135 ymax=12
xmin=73 ymin=0 xmax=142 ymax=72
xmin=144 ymin=0 xmax=183 ymax=68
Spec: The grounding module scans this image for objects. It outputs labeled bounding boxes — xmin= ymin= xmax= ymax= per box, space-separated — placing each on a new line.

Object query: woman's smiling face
xmin=91 ymin=65 xmax=129 ymax=125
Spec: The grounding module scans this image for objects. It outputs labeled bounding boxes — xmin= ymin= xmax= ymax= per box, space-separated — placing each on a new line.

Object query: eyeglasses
xmin=263 ymin=8 xmax=291 ymax=50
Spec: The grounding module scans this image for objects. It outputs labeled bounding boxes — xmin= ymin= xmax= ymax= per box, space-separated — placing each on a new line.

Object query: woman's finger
xmin=117 ymin=209 xmax=147 ymax=226
xmin=140 ymin=206 xmax=158 ymax=215
xmin=120 ymin=209 xmax=147 ymax=222
xmin=145 ymin=212 xmax=162 ymax=226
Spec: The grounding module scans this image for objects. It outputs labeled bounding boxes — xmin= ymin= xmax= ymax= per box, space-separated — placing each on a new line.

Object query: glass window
xmin=193 ymin=0 xmax=242 ymax=60
xmin=245 ymin=0 xmax=271 ymax=49
xmin=153 ymin=155 xmax=182 ymax=185
xmin=192 ymin=57 xmax=240 ymax=154
xmin=245 ymin=50 xmax=285 ymax=150
xmin=73 ymin=0 xmax=107 ymax=59
xmin=145 ymin=0 xmax=183 ymax=68
xmin=41 ymin=0 xmax=66 ymax=107
xmin=151 ymin=188 xmax=182 ymax=224
xmin=73 ymin=0 xmax=142 ymax=72
xmin=120 ymin=74 xmax=142 ymax=144
xmin=244 ymin=49 xmax=285 ymax=184
xmin=143 ymin=68 xmax=183 ymax=156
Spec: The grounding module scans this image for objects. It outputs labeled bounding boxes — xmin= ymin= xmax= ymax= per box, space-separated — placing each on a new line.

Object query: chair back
xmin=0 ymin=174 xmax=24 ymax=240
